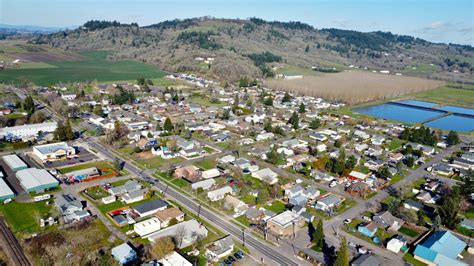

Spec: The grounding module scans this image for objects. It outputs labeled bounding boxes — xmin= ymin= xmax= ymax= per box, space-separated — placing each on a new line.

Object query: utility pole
xmin=242 ymin=228 xmax=245 ymax=248
xmin=197 ymin=204 xmax=202 ymax=218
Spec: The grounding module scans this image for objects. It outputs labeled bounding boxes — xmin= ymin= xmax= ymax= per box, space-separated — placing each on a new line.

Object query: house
xmin=121 ymin=188 xmax=148 ymax=204
xmin=309 ymin=132 xmax=327 ymax=142
xmin=289 ymin=194 xmax=307 ymax=206
xmin=256 ymin=132 xmax=274 ymax=141
xmin=348 ymin=171 xmax=368 ymax=181
xmin=285 ymin=185 xmax=304 ymax=198
xmin=111 ymin=243 xmax=137 ymax=265
xmin=134 ymin=217 xmax=161 ymax=237
xmin=386 ymin=236 xmax=408 ymax=254
xmin=133 ymin=199 xmax=168 ymax=217
xmin=158 ymin=251 xmax=192 ymax=266
xmin=55 ymin=194 xmax=83 ymax=216
xmin=201 ymin=168 xmax=221 ymax=179
xmin=33 ymin=142 xmax=76 ymax=162
xmin=413 ymin=231 xmax=467 ymax=266
xmin=364 ymin=159 xmax=384 ymax=171
xmin=315 ymin=194 xmax=344 ymax=212
xmin=155 ymin=207 xmax=185 ymax=227
xmin=224 ymin=195 xmax=248 ymax=217
xmin=109 ymin=180 xmax=142 ymax=196
xmin=233 ymin=158 xmax=251 ymax=170
xmin=245 ymin=207 xmax=275 ymax=223
xmin=147 ymin=219 xmax=208 ymax=248
xmin=218 ymin=155 xmax=235 ymax=164
xmin=346 ymin=182 xmax=370 ymax=198
xmin=371 ymin=136 xmax=385 ymax=146
xmin=358 ymin=222 xmax=378 ymax=238
xmin=252 ymin=168 xmax=278 ymax=184
xmin=207 ymin=186 xmax=232 ymax=201
xmin=431 ymin=163 xmax=453 ymax=176
xmin=205 ymin=236 xmax=234 ymax=262
xmin=174 ymin=165 xmax=201 ymax=183
xmin=351 ymin=254 xmax=380 ymax=266
xmin=354 ymin=130 xmax=370 ymax=140
xmin=403 ymin=199 xmax=423 ymax=212
xmin=302 ymin=187 xmax=320 ymax=200
xmin=191 ymin=179 xmax=216 ymax=191
xmin=266 ymin=210 xmax=305 ymax=236
xmin=316 ymin=144 xmax=327 ymax=152
xmin=282 ymin=139 xmax=308 ymax=149
xmin=373 ymin=211 xmax=404 ymax=231
xmin=355 ymin=143 xmax=369 ymax=153
xmin=416 ymin=190 xmax=440 ymax=204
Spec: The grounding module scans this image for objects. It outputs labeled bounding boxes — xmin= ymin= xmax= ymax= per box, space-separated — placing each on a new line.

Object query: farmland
xmin=0 ymin=49 xmax=166 ymax=86
xmin=408 ymin=84 xmax=474 ymax=107
xmin=264 ymin=71 xmax=444 ymax=105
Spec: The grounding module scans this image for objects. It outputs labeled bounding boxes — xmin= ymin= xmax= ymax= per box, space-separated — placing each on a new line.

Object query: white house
xmin=191 ymin=179 xmax=216 ymax=191
xmin=207 ymin=186 xmax=232 ymax=201
xmin=252 ymin=168 xmax=278 ymax=185
xmin=134 ymin=217 xmax=161 ymax=237
xmin=202 ymin=168 xmax=221 ymax=179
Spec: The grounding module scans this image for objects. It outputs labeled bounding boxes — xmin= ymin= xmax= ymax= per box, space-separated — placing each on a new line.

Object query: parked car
xmin=235 ymin=251 xmax=244 ymax=259
xmin=343 ymin=219 xmax=352 ymax=225
xmin=363 ymin=216 xmax=372 ymax=221
xmin=329 ymin=181 xmax=337 ymax=188
xmin=228 ymin=256 xmax=236 ymax=263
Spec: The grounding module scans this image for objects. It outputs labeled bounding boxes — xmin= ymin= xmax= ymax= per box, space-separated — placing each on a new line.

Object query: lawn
xmin=398 ymin=226 xmax=420 ymax=237
xmin=0 ymin=50 xmax=166 ymax=86
xmin=172 ymin=178 xmax=190 ymax=188
xmin=194 ymin=158 xmax=217 ymax=170
xmin=137 ymin=155 xmax=182 ymax=169
xmin=85 ymin=187 xmax=110 ymax=200
xmin=234 ymin=215 xmax=251 ymax=227
xmin=390 ymin=174 xmax=404 ymax=184
xmin=59 ymin=161 xmax=115 ymax=174
xmin=265 ymin=201 xmax=286 ymax=213
xmin=387 ymin=139 xmax=403 ymax=151
xmin=189 ymin=96 xmax=227 ymax=107
xmin=410 ymin=84 xmax=474 ymax=108
xmin=0 ymin=201 xmax=52 ymax=234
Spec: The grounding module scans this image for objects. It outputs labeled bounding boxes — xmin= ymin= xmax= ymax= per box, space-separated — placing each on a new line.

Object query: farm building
xmin=2 ymin=154 xmax=28 ymax=172
xmin=16 ymin=168 xmax=59 ymax=193
xmin=0 ymin=179 xmax=15 ymax=201
xmin=133 ymin=217 xmax=161 ymax=236
xmin=0 ymin=122 xmax=57 ymax=140
xmin=33 ymin=142 xmax=76 ymax=162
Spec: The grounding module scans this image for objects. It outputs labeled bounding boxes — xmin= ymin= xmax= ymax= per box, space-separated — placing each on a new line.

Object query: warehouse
xmin=32 ymin=142 xmax=76 ymax=162
xmin=0 ymin=122 xmax=57 ymax=140
xmin=2 ymin=154 xmax=28 ymax=172
xmin=16 ymin=168 xmax=59 ymax=193
xmin=0 ymin=179 xmax=15 ymax=201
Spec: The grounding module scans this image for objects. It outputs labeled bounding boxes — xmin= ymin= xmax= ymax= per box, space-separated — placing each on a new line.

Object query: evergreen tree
xmin=446 ymin=130 xmax=459 ymax=146
xmin=460 ymin=170 xmax=474 ymax=196
xmin=263 ymin=96 xmax=273 ymax=106
xmin=23 ymin=95 xmax=35 ymax=115
xmin=299 ymin=103 xmax=306 ymax=113
xmin=309 ymin=118 xmax=321 ymax=129
xmin=264 ymin=120 xmax=273 ymax=132
xmin=312 ymin=219 xmax=324 ymax=250
xmin=288 ymin=111 xmax=299 ymax=129
xmin=334 ymin=237 xmax=349 ymax=266
xmin=64 ymin=120 xmax=75 ymax=140
xmin=439 ymin=191 xmax=461 ymax=229
xmin=163 ymin=117 xmax=174 ymax=132
xmin=282 ymin=92 xmax=292 ymax=103
xmin=305 ymin=44 xmax=310 ymax=53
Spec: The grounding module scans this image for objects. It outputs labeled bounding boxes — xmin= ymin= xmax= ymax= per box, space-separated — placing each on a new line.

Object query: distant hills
xmin=18 ymin=18 xmax=474 ymax=82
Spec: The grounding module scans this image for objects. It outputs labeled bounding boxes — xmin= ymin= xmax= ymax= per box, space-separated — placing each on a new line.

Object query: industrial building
xmin=0 ymin=179 xmax=15 ymax=201
xmin=2 ymin=154 xmax=28 ymax=172
xmin=32 ymin=142 xmax=76 ymax=162
xmin=16 ymin=168 xmax=59 ymax=193
xmin=0 ymin=122 xmax=57 ymax=140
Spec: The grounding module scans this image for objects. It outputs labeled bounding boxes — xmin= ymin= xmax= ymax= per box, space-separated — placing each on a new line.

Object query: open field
xmin=0 ymin=50 xmax=166 ymax=86
xmin=264 ymin=71 xmax=444 ymax=105
xmin=0 ymin=201 xmax=52 ymax=234
xmin=408 ymin=84 xmax=474 ymax=107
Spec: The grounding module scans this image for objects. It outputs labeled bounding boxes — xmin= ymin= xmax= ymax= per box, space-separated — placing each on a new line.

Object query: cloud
xmin=331 ymin=19 xmax=351 ymax=28
xmin=415 ymin=21 xmax=472 ymax=36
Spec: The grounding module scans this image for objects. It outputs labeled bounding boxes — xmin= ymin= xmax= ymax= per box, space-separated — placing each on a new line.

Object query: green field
xmin=0 ymin=201 xmax=52 ymax=234
xmin=410 ymin=84 xmax=474 ymax=107
xmin=0 ymin=50 xmax=166 ymax=86
xmin=59 ymin=161 xmax=115 ymax=174
xmin=398 ymin=226 xmax=420 ymax=237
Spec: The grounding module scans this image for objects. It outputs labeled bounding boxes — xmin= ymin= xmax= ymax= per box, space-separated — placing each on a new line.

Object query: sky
xmin=0 ymin=0 xmax=472 ymax=45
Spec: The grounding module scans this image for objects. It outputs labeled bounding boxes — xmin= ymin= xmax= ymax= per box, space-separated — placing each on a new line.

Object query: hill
xmin=15 ymin=18 xmax=474 ymax=83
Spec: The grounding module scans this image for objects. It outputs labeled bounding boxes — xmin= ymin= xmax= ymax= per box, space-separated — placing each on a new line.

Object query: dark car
xmin=236 ymin=250 xmax=244 ymax=258
xmin=228 ymin=256 xmax=236 ymax=263
xmin=234 ymin=252 xmax=242 ymax=260
xmin=223 ymin=259 xmax=231 ymax=265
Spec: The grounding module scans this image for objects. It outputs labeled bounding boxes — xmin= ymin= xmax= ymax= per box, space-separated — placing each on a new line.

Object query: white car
xmin=363 ymin=216 xmax=372 ymax=221
xmin=343 ymin=219 xmax=352 ymax=225
xmin=329 ymin=181 xmax=337 ymax=188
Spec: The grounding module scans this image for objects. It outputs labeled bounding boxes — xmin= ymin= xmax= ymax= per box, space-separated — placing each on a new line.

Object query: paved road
xmin=84 ymin=138 xmax=303 ymax=266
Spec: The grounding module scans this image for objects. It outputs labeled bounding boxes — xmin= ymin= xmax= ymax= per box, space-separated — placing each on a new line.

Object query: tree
xmin=460 ymin=170 xmax=474 ymax=196
xmin=163 ymin=117 xmax=174 ymax=132
xmin=334 ymin=237 xmax=349 ymax=266
xmin=263 ymin=96 xmax=273 ymax=106
xmin=446 ymin=130 xmax=459 ymax=146
xmin=305 ymin=44 xmax=310 ymax=53
xmin=288 ymin=111 xmax=299 ymax=129
xmin=263 ymin=120 xmax=273 ymax=132
xmin=256 ymin=189 xmax=269 ymax=205
xmin=64 ymin=120 xmax=74 ymax=140
xmin=266 ymin=146 xmax=285 ymax=165
xmin=432 ymin=214 xmax=441 ymax=230
xmin=238 ymin=76 xmax=249 ymax=87
xmin=93 ymin=105 xmax=104 ymax=117
xmin=169 ymin=218 xmax=178 ymax=226
xmin=377 ymin=166 xmax=391 ymax=180
xmin=29 ymin=111 xmax=46 ymax=123
xmin=221 ymin=109 xmax=231 ymax=120
xmin=312 ymin=219 xmax=324 ymax=250
xmin=438 ymin=193 xmax=461 ymax=229
xmin=282 ymin=92 xmax=292 ymax=103
xmin=309 ymin=118 xmax=320 ymax=129
xmin=112 ymin=158 xmax=122 ymax=171
xmin=150 ymin=236 xmax=175 ymax=259
xmin=232 ymin=94 xmax=240 ymax=112
xmin=406 ymin=156 xmax=415 ymax=168
xmin=345 ymin=155 xmax=357 ymax=170
xmin=298 ymin=103 xmax=306 ymax=113
xmin=23 ymin=95 xmax=35 ymax=115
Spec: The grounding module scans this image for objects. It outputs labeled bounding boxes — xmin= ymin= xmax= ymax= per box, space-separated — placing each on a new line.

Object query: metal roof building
xmin=2 ymin=154 xmax=28 ymax=172
xmin=0 ymin=179 xmax=15 ymax=201
xmin=16 ymin=168 xmax=59 ymax=193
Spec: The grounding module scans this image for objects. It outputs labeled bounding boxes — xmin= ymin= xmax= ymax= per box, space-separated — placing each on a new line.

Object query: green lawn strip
xmin=398 ymin=226 xmax=420 ymax=237
xmin=84 ymin=187 xmax=110 ymax=200
xmin=264 ymin=200 xmax=287 ymax=213
xmin=456 ymin=226 xmax=474 ymax=237
xmin=390 ymin=174 xmax=404 ymax=184
xmin=58 ymin=161 xmax=115 ymax=174
xmin=0 ymin=201 xmax=52 ymax=234
xmin=194 ymin=158 xmax=217 ymax=170
xmin=336 ymin=199 xmax=357 ymax=215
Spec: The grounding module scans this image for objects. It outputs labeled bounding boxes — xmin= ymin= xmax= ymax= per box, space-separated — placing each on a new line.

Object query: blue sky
xmin=0 ymin=0 xmax=472 ymax=45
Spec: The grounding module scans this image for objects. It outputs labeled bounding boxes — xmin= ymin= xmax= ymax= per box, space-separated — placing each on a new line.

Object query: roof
xmin=33 ymin=142 xmax=74 ymax=155
xmin=16 ymin=168 xmax=58 ymax=190
xmin=158 ymin=251 xmax=192 ymax=266
xmin=111 ymin=243 xmax=136 ymax=261
xmin=147 ymin=219 xmax=208 ymax=248
xmin=318 ymin=194 xmax=342 ymax=206
xmin=155 ymin=207 xmax=184 ymax=222
xmin=133 ymin=199 xmax=168 ymax=215
xmin=349 ymin=171 xmax=367 ymax=180
xmin=0 ymin=179 xmax=14 ymax=197
xmin=421 ymin=231 xmax=467 ymax=259
xmin=352 ymin=254 xmax=380 ymax=266
xmin=2 ymin=154 xmax=27 ymax=170
xmin=268 ymin=210 xmax=302 ymax=228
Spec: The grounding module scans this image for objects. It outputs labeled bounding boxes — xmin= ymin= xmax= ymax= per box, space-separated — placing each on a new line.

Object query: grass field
xmin=59 ymin=161 xmax=115 ymax=174
xmin=409 ymin=84 xmax=474 ymax=107
xmin=0 ymin=50 xmax=166 ymax=86
xmin=264 ymin=71 xmax=443 ymax=105
xmin=194 ymin=159 xmax=217 ymax=170
xmin=265 ymin=201 xmax=286 ymax=213
xmin=0 ymin=201 xmax=52 ymax=234
xmin=398 ymin=226 xmax=420 ymax=237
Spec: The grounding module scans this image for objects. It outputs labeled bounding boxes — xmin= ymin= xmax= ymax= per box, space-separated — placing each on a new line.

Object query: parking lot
xmin=40 ymin=146 xmax=99 ymax=168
